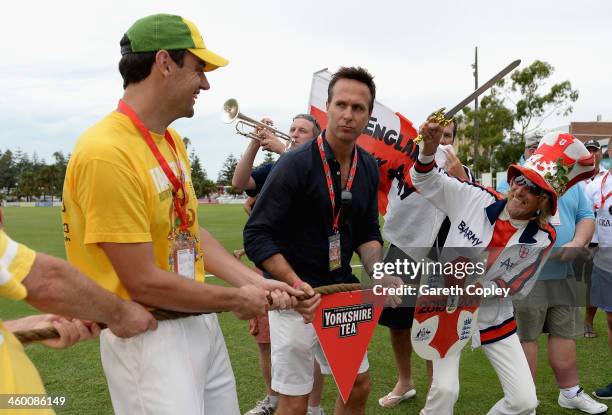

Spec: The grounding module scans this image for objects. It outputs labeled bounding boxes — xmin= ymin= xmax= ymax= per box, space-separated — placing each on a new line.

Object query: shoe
xmin=594 ymin=384 xmax=612 ymax=400
xmin=244 ymin=396 xmax=277 ymax=415
xmin=584 ymin=322 xmax=598 ymax=338
xmin=558 ymin=389 xmax=608 ymax=414
xmin=307 ymin=408 xmax=326 ymax=415
xmin=378 ymin=388 xmax=417 ymax=408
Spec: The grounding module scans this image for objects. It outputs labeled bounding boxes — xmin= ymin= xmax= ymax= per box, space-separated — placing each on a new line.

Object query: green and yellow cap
xmin=122 ymin=14 xmax=228 ymax=72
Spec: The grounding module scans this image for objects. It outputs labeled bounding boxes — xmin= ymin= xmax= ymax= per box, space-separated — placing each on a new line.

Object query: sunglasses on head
xmin=513 ymin=175 xmax=545 ymax=196
xmin=293 ymin=114 xmax=321 ymax=131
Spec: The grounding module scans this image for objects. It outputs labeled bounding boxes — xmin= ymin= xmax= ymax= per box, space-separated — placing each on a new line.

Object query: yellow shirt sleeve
xmin=0 ymin=233 xmax=50 ymax=404
xmin=0 ymin=230 xmax=35 ymax=301
xmin=75 ymin=159 xmax=152 ymax=244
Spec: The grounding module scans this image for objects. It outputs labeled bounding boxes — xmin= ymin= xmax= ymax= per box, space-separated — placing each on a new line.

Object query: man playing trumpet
xmin=232 ymin=113 xmax=322 ymax=197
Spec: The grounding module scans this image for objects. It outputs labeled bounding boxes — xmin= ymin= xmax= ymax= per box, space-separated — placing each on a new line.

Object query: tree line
xmin=0 ymin=139 xmax=277 ymax=201
xmin=0 ymin=149 xmax=67 ymax=202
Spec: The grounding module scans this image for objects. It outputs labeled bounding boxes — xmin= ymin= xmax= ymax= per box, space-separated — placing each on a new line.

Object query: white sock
xmin=268 ymin=395 xmax=278 ymax=406
xmin=561 ymin=385 xmax=582 ymax=399
xmin=308 ymin=406 xmax=322 ymax=415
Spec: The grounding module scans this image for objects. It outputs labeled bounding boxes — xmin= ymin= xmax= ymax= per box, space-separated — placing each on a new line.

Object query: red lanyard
xmin=316 ymin=135 xmax=358 ymax=233
xmin=117 ymin=100 xmax=189 ymax=231
xmin=600 ymin=171 xmax=612 ymax=210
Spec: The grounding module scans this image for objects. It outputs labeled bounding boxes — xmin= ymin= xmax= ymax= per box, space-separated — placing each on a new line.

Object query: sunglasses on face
xmin=513 ymin=175 xmax=545 ymax=196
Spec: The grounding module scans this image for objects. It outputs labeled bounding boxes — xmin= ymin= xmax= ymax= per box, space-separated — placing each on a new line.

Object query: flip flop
xmin=584 ymin=322 xmax=598 ymax=338
xmin=378 ymin=389 xmax=417 ymax=408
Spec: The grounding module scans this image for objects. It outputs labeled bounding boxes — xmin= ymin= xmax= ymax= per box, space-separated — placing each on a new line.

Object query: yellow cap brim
xmin=189 ymin=48 xmax=229 ymax=72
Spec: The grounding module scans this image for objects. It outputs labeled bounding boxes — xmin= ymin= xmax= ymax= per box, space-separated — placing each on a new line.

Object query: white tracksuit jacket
xmin=410 ymin=152 xmax=556 ymax=345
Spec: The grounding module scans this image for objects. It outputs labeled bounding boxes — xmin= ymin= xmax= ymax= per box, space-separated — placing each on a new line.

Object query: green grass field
xmin=1 ymin=206 xmax=610 ymax=414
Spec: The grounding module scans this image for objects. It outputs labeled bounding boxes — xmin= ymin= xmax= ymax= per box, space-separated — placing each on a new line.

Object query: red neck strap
xmin=117 ymin=100 xmax=188 ymax=231
xmin=316 ymin=135 xmax=358 ymax=232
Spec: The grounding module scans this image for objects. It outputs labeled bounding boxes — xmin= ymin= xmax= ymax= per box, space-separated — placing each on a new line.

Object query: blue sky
xmin=1 ymin=0 xmax=610 ymax=178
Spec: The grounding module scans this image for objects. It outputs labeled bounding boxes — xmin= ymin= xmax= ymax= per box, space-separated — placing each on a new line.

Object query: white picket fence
xmin=2 ymin=201 xmax=63 ymax=208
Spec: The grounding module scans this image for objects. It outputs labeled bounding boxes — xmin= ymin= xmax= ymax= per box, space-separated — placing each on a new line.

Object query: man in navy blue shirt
xmin=244 ymin=67 xmax=401 ymax=415
xmin=232 ymin=114 xmax=324 ymax=415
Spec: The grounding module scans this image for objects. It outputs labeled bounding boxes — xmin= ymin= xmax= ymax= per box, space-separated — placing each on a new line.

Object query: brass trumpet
xmin=222 ymin=98 xmax=293 ymax=147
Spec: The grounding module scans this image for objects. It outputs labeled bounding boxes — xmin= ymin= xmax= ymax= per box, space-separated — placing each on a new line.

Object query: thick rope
xmin=13 ymin=283 xmax=364 ymax=344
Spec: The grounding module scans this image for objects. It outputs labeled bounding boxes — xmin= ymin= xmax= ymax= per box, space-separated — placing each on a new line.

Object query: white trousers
xmin=100 ymin=314 xmax=239 ymax=415
xmin=423 ymin=333 xmax=537 ymax=415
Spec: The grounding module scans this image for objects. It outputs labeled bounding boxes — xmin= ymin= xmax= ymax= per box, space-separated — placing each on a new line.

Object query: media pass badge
xmin=313 ymin=289 xmax=385 ymax=403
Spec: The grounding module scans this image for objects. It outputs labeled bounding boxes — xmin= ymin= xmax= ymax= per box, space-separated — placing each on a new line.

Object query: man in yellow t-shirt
xmin=61 ymin=13 xmax=303 ymax=415
xmin=0 ymin=222 xmax=156 ymax=414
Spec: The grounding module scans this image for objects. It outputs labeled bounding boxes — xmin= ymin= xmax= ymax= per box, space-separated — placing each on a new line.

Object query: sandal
xmin=584 ymin=322 xmax=598 ymax=338
xmin=378 ymin=388 xmax=416 ymax=408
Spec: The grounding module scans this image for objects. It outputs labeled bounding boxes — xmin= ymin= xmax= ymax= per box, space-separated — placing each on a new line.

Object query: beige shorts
xmin=514 ymin=278 xmax=583 ymax=341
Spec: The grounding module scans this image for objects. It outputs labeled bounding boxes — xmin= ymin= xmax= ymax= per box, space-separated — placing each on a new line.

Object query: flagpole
xmin=472 ymin=46 xmax=480 ymax=171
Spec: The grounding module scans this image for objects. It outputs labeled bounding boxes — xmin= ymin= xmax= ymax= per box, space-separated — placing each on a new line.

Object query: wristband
xmin=292 ymin=279 xmax=304 ymax=289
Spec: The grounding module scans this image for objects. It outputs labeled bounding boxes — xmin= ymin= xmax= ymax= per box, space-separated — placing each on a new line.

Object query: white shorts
xmin=269 ymin=309 xmax=369 ymax=396
xmin=100 ymin=313 xmax=239 ymax=415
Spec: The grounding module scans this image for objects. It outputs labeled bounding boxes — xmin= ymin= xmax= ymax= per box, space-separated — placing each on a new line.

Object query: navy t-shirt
xmin=245 ymin=163 xmax=274 ymax=197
